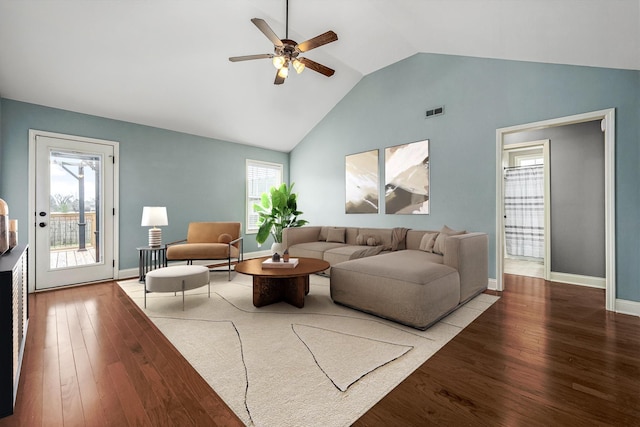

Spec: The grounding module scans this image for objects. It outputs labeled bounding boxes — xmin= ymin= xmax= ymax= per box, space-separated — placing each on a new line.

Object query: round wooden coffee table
xmin=234 ymin=257 xmax=330 ymax=308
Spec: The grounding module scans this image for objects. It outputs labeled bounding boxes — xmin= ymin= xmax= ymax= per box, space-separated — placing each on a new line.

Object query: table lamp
xmin=141 ymin=206 xmax=168 ymax=247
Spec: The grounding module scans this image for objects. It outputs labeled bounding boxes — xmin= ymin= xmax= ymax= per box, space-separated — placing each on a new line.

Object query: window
xmin=246 ymin=160 xmax=283 ymax=233
xmin=512 ymin=149 xmax=544 ymax=167
xmin=516 ymin=155 xmax=544 ymax=166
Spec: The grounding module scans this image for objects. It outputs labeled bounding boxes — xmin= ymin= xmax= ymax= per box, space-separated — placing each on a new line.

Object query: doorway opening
xmin=495 ymin=109 xmax=616 ymax=311
xmin=502 ymin=140 xmax=549 ymax=280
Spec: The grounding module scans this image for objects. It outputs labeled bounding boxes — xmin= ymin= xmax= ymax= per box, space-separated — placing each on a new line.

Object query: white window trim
xmin=514 ymin=152 xmax=544 ymax=166
xmin=246 ymin=159 xmax=283 ymax=234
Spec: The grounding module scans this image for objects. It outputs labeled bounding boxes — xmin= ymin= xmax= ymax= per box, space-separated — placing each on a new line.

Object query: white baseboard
xmin=486 ymin=277 xmax=638 ymax=317
xmin=548 ymin=272 xmax=606 ymax=289
xmin=487 ymin=278 xmax=498 ymax=291
xmin=616 ymin=299 xmax=640 ymax=317
xmin=118 ymin=267 xmax=138 ymax=281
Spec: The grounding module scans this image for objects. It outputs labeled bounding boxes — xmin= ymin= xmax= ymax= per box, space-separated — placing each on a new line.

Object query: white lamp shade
xmin=292 ymin=59 xmax=305 ymax=74
xmin=141 ymin=206 xmax=168 ymax=227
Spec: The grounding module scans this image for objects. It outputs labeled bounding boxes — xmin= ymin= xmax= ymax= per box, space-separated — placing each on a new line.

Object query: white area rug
xmin=118 ymin=272 xmax=498 ymax=426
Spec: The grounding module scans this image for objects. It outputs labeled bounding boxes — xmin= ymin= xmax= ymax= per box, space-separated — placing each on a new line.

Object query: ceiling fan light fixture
xmin=292 ymin=58 xmax=305 ymax=74
xmin=230 ymin=0 xmax=337 ymax=85
xmin=272 ymin=55 xmax=286 ymax=69
xmin=277 ymin=65 xmax=289 ymax=79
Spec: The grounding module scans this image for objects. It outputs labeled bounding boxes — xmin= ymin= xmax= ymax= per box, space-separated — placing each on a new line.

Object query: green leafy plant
xmin=254 ymin=183 xmax=308 ymax=244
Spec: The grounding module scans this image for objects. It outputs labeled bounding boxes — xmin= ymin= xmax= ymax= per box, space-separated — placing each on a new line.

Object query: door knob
xmin=39 ymin=222 xmax=46 ymax=228
xmin=39 ymin=211 xmax=47 ymax=217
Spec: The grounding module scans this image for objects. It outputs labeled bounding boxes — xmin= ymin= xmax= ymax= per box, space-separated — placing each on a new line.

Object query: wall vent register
xmin=425 ymin=106 xmax=444 ymax=118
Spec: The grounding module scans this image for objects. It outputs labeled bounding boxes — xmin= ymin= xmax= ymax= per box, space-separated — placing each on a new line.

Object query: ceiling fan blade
xmin=299 ymin=57 xmax=335 ymax=77
xmin=274 ymin=70 xmax=286 ymax=85
xmin=296 ymin=31 xmax=338 ymax=53
xmin=229 ymin=53 xmax=273 ymax=62
xmin=251 ymin=18 xmax=284 ymax=48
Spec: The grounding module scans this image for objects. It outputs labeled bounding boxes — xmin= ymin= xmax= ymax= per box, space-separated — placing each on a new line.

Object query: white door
xmin=502 ymin=141 xmax=550 ymax=280
xmin=32 ymin=133 xmax=116 ymax=289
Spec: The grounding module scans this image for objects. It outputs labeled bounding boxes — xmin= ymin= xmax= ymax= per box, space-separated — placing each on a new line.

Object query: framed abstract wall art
xmin=384 ymin=139 xmax=430 ymax=214
xmin=345 ymin=149 xmax=379 ymax=214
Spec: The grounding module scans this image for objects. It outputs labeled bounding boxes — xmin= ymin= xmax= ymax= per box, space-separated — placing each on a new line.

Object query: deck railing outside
xmin=50 ymin=212 xmax=96 ymax=249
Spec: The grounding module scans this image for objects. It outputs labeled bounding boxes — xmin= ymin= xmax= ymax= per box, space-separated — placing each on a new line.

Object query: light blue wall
xmin=290 ymin=53 xmax=640 ymax=302
xmin=0 ymin=99 xmax=289 ymax=270
xmin=0 ymin=99 xmax=3 ymax=177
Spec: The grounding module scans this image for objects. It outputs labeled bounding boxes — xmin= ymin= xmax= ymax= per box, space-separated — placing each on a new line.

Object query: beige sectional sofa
xmin=282 ymin=226 xmax=488 ymax=330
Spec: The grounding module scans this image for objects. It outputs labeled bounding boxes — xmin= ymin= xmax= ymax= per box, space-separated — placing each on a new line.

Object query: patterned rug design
xmin=118 ymin=272 xmax=498 ymax=426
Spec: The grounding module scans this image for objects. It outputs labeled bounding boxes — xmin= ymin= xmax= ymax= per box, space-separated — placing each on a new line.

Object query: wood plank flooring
xmin=357 ymin=275 xmax=640 ymax=426
xmin=2 ymin=280 xmax=243 ymax=427
xmin=1 ymin=274 xmax=639 ymax=426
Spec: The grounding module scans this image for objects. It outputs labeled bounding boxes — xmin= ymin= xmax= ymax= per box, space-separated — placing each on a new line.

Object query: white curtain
xmin=504 ymin=165 xmax=544 ymax=259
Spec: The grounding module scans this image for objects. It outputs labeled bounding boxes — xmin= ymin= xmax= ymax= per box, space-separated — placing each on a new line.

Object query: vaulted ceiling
xmin=1 ymin=1 xmax=638 ymax=152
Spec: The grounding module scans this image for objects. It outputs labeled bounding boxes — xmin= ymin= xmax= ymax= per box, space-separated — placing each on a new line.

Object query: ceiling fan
xmin=228 ymin=0 xmax=338 ymax=85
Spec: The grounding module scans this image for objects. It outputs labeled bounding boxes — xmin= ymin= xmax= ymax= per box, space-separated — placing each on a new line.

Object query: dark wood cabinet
xmin=0 ymin=245 xmax=28 ymax=418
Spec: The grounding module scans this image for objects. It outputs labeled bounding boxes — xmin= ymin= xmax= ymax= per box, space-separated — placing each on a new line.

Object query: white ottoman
xmin=144 ymin=265 xmax=210 ymax=310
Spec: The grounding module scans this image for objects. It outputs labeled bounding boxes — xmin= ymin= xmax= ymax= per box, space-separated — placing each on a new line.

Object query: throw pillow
xmin=366 ymin=235 xmax=381 ymax=246
xmin=432 ymin=225 xmax=466 ymax=255
xmin=218 ymin=233 xmax=233 ymax=244
xmin=418 ymin=232 xmax=438 ymax=252
xmin=318 ymin=226 xmax=329 ymax=241
xmin=326 ymin=227 xmax=346 ymax=243
xmin=356 ymin=234 xmax=366 ymax=245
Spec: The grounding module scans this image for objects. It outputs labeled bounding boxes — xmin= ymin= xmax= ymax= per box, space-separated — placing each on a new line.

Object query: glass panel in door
xmin=48 ymin=151 xmax=102 ymax=269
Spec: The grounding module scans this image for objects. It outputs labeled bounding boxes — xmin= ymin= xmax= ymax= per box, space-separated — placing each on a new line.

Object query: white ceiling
xmin=1 ymin=0 xmax=638 ymax=152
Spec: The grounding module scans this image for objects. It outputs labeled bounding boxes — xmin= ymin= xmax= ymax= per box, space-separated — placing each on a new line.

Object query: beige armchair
xmin=166 ymin=222 xmax=243 ymax=280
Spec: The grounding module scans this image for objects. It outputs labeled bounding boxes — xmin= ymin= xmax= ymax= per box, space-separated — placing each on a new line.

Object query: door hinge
xmin=113 ymin=208 xmax=115 ymax=215
xmin=113 ymin=260 xmax=115 ymax=267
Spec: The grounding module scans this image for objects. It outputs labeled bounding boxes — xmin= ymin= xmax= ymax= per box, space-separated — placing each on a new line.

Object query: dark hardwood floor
xmin=358 ymin=275 xmax=640 ymax=426
xmin=1 ymin=274 xmax=639 ymax=426
xmin=2 ymin=280 xmax=243 ymax=427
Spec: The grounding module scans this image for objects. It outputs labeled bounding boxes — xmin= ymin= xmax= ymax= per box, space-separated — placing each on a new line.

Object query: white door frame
xmin=501 ymin=139 xmax=550 ymax=280
xmin=495 ymin=108 xmax=616 ymax=311
xmin=28 ymin=130 xmax=120 ymax=293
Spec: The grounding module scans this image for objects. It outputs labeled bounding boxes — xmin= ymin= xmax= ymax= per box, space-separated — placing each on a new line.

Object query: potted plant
xmin=254 ymin=183 xmax=308 ymax=253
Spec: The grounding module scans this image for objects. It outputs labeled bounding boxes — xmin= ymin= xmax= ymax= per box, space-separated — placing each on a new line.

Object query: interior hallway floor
xmin=504 ymin=257 xmax=544 ymax=278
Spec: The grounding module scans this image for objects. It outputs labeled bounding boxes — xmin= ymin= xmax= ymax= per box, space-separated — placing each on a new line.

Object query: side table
xmin=137 ymin=245 xmax=167 ymax=282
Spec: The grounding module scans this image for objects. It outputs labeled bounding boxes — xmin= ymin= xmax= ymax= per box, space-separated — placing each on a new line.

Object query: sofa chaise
xmin=282 ymin=226 xmax=488 ymax=329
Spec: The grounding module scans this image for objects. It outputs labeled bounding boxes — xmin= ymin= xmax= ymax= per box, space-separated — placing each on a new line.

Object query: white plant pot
xmin=271 ymin=242 xmax=284 ymax=255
